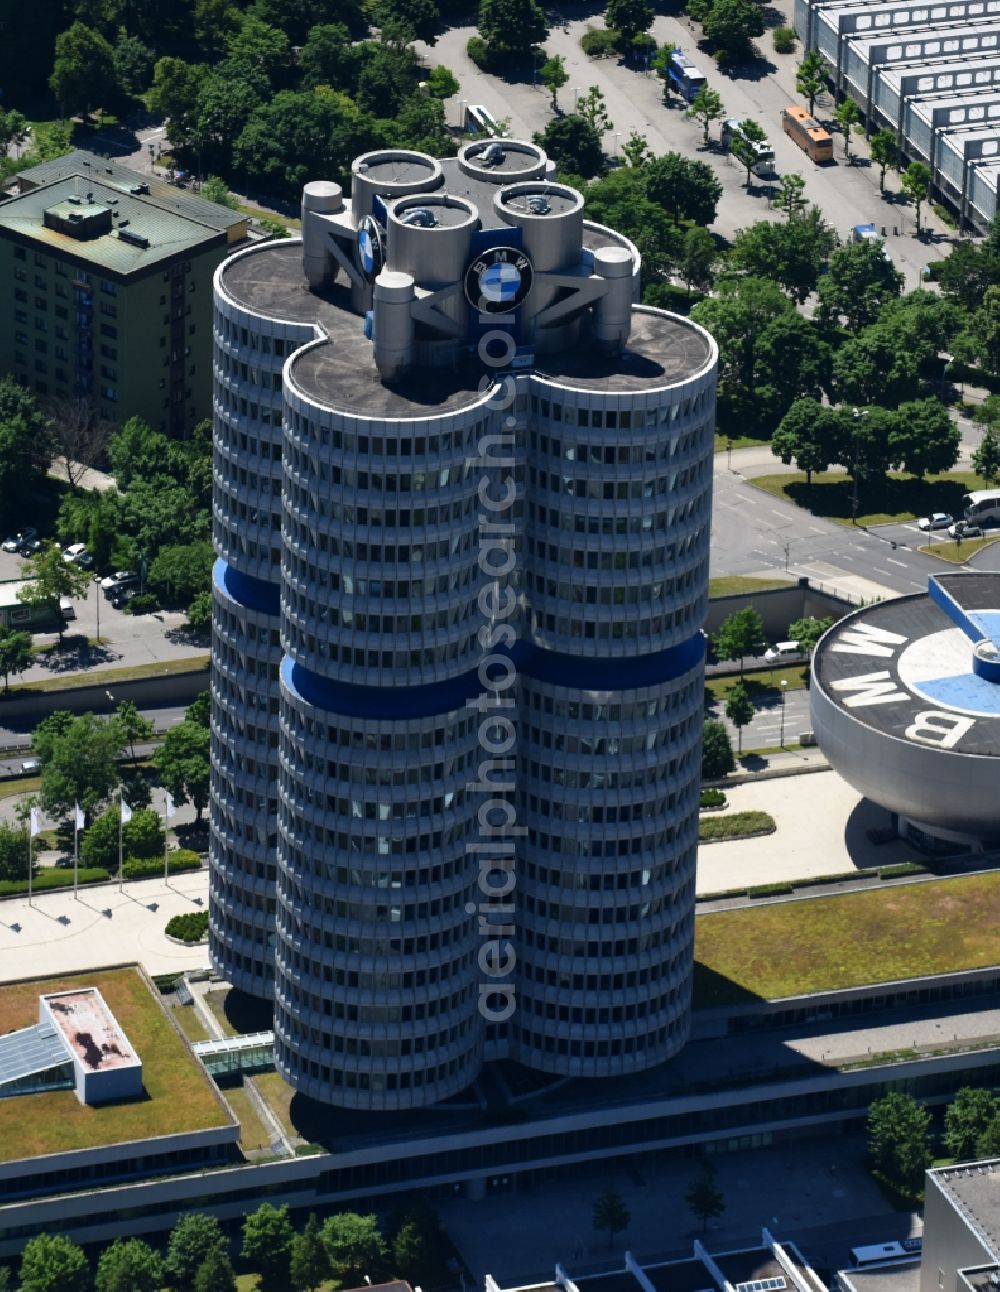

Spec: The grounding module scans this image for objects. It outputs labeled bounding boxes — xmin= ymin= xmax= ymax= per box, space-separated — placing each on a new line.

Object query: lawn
xmin=698 ymin=810 xmax=775 ymax=842
xmin=705 ymin=664 xmax=808 ymax=704
xmin=204 ymin=988 xmax=239 ymax=1038
xmin=749 ymin=469 xmax=988 ymax=526
xmin=223 ymin=1084 xmax=273 ymax=1154
xmin=919 ymin=535 xmax=1000 ymax=563
xmin=0 ymin=967 xmax=231 ymax=1161
xmin=693 ymin=872 xmax=1000 ymax=1008
xmin=715 ymin=431 xmax=770 ymax=453
xmin=168 ymin=999 xmax=211 ymax=1044
xmin=252 ymin=1072 xmax=297 ymax=1140
xmin=708 ymin=574 xmax=794 ymax=597
xmin=15 ymin=655 xmax=209 ymax=693
xmin=0 ymin=776 xmax=40 ymax=800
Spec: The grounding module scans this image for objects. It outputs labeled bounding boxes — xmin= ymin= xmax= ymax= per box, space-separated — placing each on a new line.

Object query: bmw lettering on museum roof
xmin=811 ymin=572 xmax=1000 ymax=848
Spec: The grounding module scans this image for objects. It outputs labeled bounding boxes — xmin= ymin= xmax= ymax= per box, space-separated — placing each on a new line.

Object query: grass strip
xmin=14 ymin=655 xmax=209 ymax=694
xmin=749 ymin=469 xmax=988 ymax=527
xmin=708 ymin=575 xmax=794 ymax=596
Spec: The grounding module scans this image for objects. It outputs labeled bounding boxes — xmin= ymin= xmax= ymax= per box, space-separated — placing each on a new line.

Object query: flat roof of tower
xmin=218 ymin=240 xmax=344 ymax=327
xmin=934 ymin=1162 xmax=1000 ymax=1257
xmin=535 ymin=308 xmax=715 ymax=392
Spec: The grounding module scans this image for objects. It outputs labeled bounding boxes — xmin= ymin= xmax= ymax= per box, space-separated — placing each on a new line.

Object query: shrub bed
xmin=772 ymin=25 xmax=796 ymax=50
xmin=700 ymin=788 xmax=727 ymax=810
xmin=698 ymin=810 xmax=776 ymax=842
xmin=581 ymin=26 xmax=620 ymax=56
xmin=747 ymin=882 xmax=795 ymax=898
xmin=122 ymin=851 xmax=202 ymax=880
xmin=165 ymin=911 xmax=209 ymax=943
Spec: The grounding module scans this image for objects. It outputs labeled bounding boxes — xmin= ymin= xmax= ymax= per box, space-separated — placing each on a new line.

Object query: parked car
xmin=2 ymin=527 xmax=37 ymax=553
xmin=100 ymin=569 xmax=134 ymax=592
xmin=917 ymin=512 xmax=953 ymax=531
xmin=764 ymin=640 xmax=801 ymax=662
xmin=111 ymin=587 xmax=137 ymax=610
xmin=19 ymin=758 xmax=41 ymax=775
xmin=103 ymin=574 xmax=138 ymax=600
xmin=75 ymin=551 xmax=95 ymax=570
xmin=62 ymin=542 xmax=86 ymax=563
xmin=18 ymin=538 xmax=43 ymax=556
xmin=949 ymin=521 xmax=983 ymax=539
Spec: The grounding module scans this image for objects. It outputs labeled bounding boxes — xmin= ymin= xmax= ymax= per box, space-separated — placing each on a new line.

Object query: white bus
xmin=720 ymin=118 xmax=777 ymax=178
xmin=963 ymin=488 xmax=1000 ymax=526
xmin=849 ymin=1238 xmax=922 ymax=1269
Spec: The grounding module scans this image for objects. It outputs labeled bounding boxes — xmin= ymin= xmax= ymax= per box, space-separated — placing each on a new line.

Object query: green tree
xmin=0 ymin=108 xmax=30 ymax=155
xmin=187 ymin=589 xmax=213 ymax=636
xmin=703 ymin=0 xmax=764 ymax=57
xmin=890 ymin=398 xmax=960 ymax=478
xmin=714 ymin=607 xmax=766 ymax=676
xmin=19 ymin=1234 xmax=90 ymax=1292
xmin=592 ymin=1185 xmax=630 ymax=1249
xmin=902 ymin=160 xmax=933 ymax=234
xmin=114 ymin=700 xmax=155 ymax=769
xmin=154 ymin=720 xmax=211 ymax=822
xmin=937 ymin=238 xmax=1000 ymax=311
xmin=971 ymin=285 xmax=1000 ymax=374
xmin=679 ymin=224 xmax=717 ymax=296
xmin=733 ymin=118 xmax=767 ymax=188
xmin=691 ymin=276 xmax=794 ymax=418
xmin=149 ymin=57 xmax=208 ymax=150
xmin=82 ymin=804 xmax=163 ymax=869
xmin=426 ymin=65 xmax=459 ymax=97
xmin=620 ymin=129 xmax=652 ymax=168
xmin=540 ymin=54 xmax=569 ymax=110
xmin=725 ymin=681 xmax=755 ymax=754
xmin=772 ymin=398 xmax=840 ymax=484
xmin=193 ymin=1249 xmax=237 ymax=1292
xmin=817 ymin=239 xmax=904 ymax=332
xmin=95 ymin=1238 xmax=164 ymax=1292
xmin=50 ymin=21 xmax=117 ymax=116
xmin=605 ymin=0 xmax=654 ymax=42
xmin=838 ymin=405 xmax=899 ymax=487
xmin=685 ymin=1163 xmax=726 ymax=1232
xmin=729 ymin=208 xmax=835 ymax=303
xmin=372 ymin=0 xmax=441 ymax=43
xmin=112 ymin=33 xmax=155 ymax=95
xmin=645 ymin=152 xmax=723 ymax=227
xmin=0 ymin=822 xmax=29 ymax=883
xmin=775 ymin=171 xmax=806 ymax=219
xmin=298 ymin=23 xmax=364 ymax=92
xmin=687 ymin=84 xmax=725 ymax=145
xmin=0 ymin=377 xmax=49 ymax=524
xmin=582 ymin=167 xmax=680 ymax=279
xmin=754 ymin=313 xmax=832 ymax=424
xmin=651 ymin=42 xmax=676 ymax=98
xmin=33 ymin=712 xmax=124 ymax=822
xmin=702 ymin=719 xmax=735 ymax=779
xmin=18 ymin=541 xmax=90 ymax=641
xmin=867 ymin=1091 xmax=932 ymax=1190
xmin=168 ymin=1214 xmax=228 ymax=1290
xmin=578 ymin=85 xmax=612 ymax=133
xmin=870 ymin=128 xmax=898 ymax=193
xmin=291 ymin=1214 xmax=330 ymax=1292
xmin=534 ymin=114 xmax=604 ymax=177
xmin=199 ymin=175 xmax=239 ymax=208
xmin=242 ymin=1203 xmax=294 ymax=1291
xmin=148 ymin=541 xmax=215 ymax=606
xmin=188 ymin=691 xmax=212 ymax=729
xmin=234 ymin=89 xmax=386 ymax=199
xmin=477 ymin=0 xmax=547 ymax=57
xmin=834 ymin=97 xmax=860 ymax=158
xmin=392 ymin=1219 xmax=428 ymax=1281
xmin=973 ymin=425 xmax=1000 ymax=486
xmin=0 ymin=628 xmax=32 ymax=694
xmin=833 ymin=327 xmax=921 ymax=409
xmin=796 ymin=49 xmax=825 ymax=114
xmin=321 ymin=1213 xmax=389 ymax=1284
xmin=787 ymin=615 xmax=834 ymax=654
xmin=944 ymin=1088 xmax=1000 ymax=1161
xmin=977 ymin=1112 xmax=1000 ymax=1159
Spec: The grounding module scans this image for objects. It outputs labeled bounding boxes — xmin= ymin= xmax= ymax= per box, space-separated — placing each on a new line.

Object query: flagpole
xmin=164 ymin=791 xmax=170 ymax=884
xmin=27 ymin=824 xmax=32 ymax=908
xmin=118 ymin=788 xmax=124 ymax=893
xmin=73 ymin=806 xmax=79 ymax=900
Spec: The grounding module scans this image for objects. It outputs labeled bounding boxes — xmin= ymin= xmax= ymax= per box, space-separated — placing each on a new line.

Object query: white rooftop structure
xmin=39 ymin=988 xmax=143 ymax=1105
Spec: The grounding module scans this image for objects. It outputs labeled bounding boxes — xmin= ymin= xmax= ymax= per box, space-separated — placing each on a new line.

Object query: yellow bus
xmin=782 ymin=104 xmax=834 ymax=163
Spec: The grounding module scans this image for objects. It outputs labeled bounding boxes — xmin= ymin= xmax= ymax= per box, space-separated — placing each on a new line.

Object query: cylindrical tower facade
xmin=209 ymin=147 xmax=719 ymax=1108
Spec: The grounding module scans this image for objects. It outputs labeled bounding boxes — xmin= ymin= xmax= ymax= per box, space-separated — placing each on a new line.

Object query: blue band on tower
xmin=214 ymin=559 xmax=280 ymax=617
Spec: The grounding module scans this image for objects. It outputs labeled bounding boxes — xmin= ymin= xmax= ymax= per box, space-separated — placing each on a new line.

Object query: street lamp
xmin=614 ymin=132 xmax=622 ymax=157
xmin=726 ymin=437 xmax=733 ymax=471
xmin=779 ymin=679 xmax=788 ymax=747
xmin=851 ymin=407 xmax=866 ymax=525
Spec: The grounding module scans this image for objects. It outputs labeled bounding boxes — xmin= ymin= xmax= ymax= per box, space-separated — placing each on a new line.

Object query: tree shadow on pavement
xmin=34 ymin=636 xmax=121 ymax=673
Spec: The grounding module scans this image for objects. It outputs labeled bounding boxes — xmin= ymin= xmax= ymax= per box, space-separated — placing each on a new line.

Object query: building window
xmin=13 ymin=268 xmax=26 ymax=282
xmin=13 ymin=247 xmax=25 ymax=261
xmin=14 ymin=310 xmax=26 ymax=324
xmin=100 ymin=280 xmax=117 ymax=297
xmin=34 ymin=254 xmax=46 ymax=268
xmin=100 ymin=303 xmax=116 ymax=318
xmin=100 ymin=385 xmax=117 ymax=401
xmin=14 ymin=290 xmax=26 ymax=303
xmin=100 ymin=324 xmax=117 ymax=339
xmin=35 ymin=297 xmax=46 ymax=311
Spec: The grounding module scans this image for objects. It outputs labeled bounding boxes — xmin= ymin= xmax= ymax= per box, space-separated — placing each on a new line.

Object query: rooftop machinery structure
xmin=795 ymin=0 xmax=1000 ymax=226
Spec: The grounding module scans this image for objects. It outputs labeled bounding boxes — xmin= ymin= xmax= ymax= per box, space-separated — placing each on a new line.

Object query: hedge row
xmin=121 ymin=850 xmax=202 ymax=880
xmin=700 ymin=862 xmax=929 ymax=903
xmin=0 ymin=867 xmax=109 ymax=896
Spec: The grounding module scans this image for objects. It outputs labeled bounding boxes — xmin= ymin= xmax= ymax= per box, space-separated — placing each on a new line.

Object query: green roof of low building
xmin=0 ymin=165 xmax=243 ymax=277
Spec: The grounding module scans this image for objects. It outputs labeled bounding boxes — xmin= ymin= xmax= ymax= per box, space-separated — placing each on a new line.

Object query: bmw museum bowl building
xmin=811 ymin=572 xmax=1000 ymax=853
xmin=209 ymin=142 xmax=719 ymax=1110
